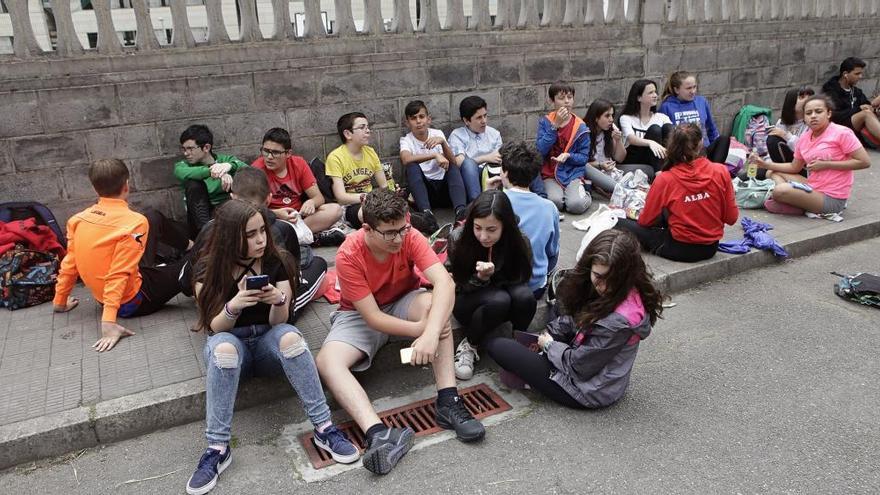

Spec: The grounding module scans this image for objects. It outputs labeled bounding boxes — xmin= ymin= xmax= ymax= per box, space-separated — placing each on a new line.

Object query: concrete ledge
xmin=1 ymin=212 xmax=878 ymax=471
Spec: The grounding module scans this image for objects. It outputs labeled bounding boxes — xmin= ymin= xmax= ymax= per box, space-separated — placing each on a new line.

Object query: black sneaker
xmin=361 ymin=426 xmax=415 ymax=475
xmin=314 ymin=227 xmax=346 ymax=247
xmin=186 ymin=447 xmax=232 ymax=495
xmin=454 ymin=206 xmax=467 ymax=224
xmin=436 ymin=396 xmax=485 ymax=442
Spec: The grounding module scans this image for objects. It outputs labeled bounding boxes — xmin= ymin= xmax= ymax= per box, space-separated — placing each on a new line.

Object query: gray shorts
xmin=324 ymin=289 xmax=425 ymax=372
xmin=822 ymin=195 xmax=848 ymax=214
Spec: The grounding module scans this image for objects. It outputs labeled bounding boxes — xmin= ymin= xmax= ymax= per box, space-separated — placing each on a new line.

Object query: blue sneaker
xmin=362 ymin=426 xmax=415 ymax=475
xmin=186 ymin=447 xmax=232 ymax=495
xmin=313 ymin=425 xmax=360 ymax=464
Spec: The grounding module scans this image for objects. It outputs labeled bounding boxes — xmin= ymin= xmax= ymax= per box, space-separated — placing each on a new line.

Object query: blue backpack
xmin=0 ymin=201 xmax=66 ymax=249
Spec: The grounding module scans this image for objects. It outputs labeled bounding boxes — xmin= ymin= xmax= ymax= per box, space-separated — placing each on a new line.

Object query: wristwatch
xmin=273 ymin=292 xmax=287 ymax=307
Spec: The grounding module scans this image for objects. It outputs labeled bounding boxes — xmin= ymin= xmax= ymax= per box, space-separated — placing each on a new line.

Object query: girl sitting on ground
xmin=619 ymin=79 xmax=674 ymax=173
xmin=186 ymin=199 xmax=358 ymax=495
xmin=448 ymin=189 xmax=536 ymax=381
xmin=752 ymin=96 xmax=870 ymax=216
xmin=614 ymin=123 xmax=738 ymax=263
xmin=486 ymin=229 xmax=662 ymax=408
xmin=583 ymin=99 xmax=657 ymax=195
xmin=761 ymin=86 xmax=815 ymax=179
xmin=659 ymin=70 xmax=732 ymax=165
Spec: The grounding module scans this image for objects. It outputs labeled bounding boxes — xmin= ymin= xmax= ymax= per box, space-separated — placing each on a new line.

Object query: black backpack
xmin=0 ymin=201 xmax=67 ymax=249
xmin=308 ymin=157 xmax=336 ymax=203
xmin=832 ymin=272 xmax=880 ymax=309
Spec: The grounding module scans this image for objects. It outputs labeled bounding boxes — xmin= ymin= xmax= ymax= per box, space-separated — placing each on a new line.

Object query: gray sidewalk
xmin=1 ymin=151 xmax=878 ymax=470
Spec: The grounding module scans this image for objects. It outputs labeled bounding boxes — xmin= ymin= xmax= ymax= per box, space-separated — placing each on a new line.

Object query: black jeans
xmin=706 ymin=135 xmax=732 ymax=165
xmin=615 ymin=218 xmax=718 ymax=263
xmin=452 ymin=283 xmax=536 ymax=345
xmin=141 ymin=208 xmax=191 ymax=266
xmin=184 ymin=179 xmax=215 ymax=237
xmin=621 ymin=123 xmax=674 ymax=172
xmin=485 ymin=337 xmax=584 ymax=408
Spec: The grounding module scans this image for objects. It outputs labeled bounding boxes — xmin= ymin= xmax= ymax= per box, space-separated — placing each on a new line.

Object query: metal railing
xmin=1 ymin=0 xmax=876 ymax=59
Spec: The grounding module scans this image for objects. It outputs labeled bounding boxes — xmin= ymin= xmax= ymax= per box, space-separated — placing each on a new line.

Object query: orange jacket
xmin=53 ymin=198 xmax=148 ymax=322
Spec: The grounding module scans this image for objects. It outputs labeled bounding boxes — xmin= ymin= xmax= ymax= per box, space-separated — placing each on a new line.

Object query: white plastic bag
xmin=574 ymin=204 xmax=619 ymax=261
xmin=278 ymin=217 xmax=314 ymax=245
xmin=608 ymin=170 xmax=650 ymax=220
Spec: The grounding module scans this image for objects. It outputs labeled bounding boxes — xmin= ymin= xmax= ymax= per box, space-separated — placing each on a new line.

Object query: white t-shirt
xmin=400 ymin=129 xmax=446 ymax=180
xmin=619 ymin=113 xmax=672 ymax=147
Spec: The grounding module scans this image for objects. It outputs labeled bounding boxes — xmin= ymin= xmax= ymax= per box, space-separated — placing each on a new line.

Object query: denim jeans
xmin=204 ymin=323 xmax=331 ymax=445
xmin=405 ymin=162 xmax=467 ymax=212
xmin=459 ymin=157 xmax=483 ymax=203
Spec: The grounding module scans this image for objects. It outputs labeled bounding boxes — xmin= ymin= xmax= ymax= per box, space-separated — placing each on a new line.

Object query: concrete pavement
xmin=0 ymin=151 xmax=878 ymax=470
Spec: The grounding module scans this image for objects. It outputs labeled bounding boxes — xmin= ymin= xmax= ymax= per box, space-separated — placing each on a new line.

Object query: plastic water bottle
xmin=746 ymin=148 xmax=758 ymax=179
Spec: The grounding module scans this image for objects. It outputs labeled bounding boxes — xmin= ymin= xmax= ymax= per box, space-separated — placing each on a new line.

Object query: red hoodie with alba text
xmin=638 ymin=157 xmax=738 ymax=244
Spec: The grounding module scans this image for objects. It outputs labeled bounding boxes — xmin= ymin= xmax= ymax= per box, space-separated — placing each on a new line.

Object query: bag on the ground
xmin=0 ymin=247 xmax=59 ymax=310
xmin=573 ymin=204 xmax=619 ymax=261
xmin=733 ymin=177 xmax=775 ymax=209
xmin=0 ymin=201 xmax=67 ymax=250
xmin=744 ymin=114 xmax=772 ymax=156
xmin=410 ymin=211 xmax=440 ymax=237
xmin=832 ymin=272 xmax=880 ymax=308
xmin=723 ymin=137 xmax=749 ymax=177
xmin=609 ymin=169 xmax=650 ymax=220
xmin=308 ymin=157 xmax=336 ymax=203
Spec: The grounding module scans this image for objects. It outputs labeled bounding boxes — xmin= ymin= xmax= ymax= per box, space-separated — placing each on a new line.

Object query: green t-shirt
xmin=173 ymin=153 xmax=249 ymax=205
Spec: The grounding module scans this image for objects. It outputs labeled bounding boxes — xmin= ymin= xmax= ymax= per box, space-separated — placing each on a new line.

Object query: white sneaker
xmin=454 ymin=339 xmax=479 ymax=381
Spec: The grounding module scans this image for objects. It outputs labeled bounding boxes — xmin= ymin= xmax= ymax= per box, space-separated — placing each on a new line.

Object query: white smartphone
xmin=399 ymin=347 xmax=413 ymax=365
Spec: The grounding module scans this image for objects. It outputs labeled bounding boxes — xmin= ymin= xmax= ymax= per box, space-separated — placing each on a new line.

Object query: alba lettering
xmin=683 ymin=192 xmax=711 ymax=203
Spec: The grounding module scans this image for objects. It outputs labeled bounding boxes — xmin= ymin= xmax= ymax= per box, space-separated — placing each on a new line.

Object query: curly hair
xmin=362 ymin=188 xmax=408 ymax=227
xmin=557 ymin=229 xmax=663 ymax=328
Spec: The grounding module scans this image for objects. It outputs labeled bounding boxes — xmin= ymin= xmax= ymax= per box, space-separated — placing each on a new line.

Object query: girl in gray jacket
xmin=486 ymin=229 xmax=663 ymax=408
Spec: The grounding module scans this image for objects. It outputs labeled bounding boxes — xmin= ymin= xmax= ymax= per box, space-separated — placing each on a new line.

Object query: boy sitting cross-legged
xmin=251 ymin=127 xmax=346 ymax=246
xmin=326 ymin=112 xmax=388 ymax=229
xmin=315 ymin=188 xmax=485 ymax=475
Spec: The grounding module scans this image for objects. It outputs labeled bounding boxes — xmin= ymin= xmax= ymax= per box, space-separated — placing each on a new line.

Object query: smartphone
xmin=245 ymin=274 xmax=269 ymax=291
xmin=399 ymin=347 xmax=413 ymax=365
xmin=789 ymin=181 xmax=813 ymax=193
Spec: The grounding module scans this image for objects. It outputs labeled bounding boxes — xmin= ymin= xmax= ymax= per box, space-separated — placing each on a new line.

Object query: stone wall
xmin=1 ymin=3 xmax=879 ymax=223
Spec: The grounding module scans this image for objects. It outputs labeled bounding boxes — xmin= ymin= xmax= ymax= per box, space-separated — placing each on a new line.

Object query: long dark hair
xmin=621 ymin=79 xmax=658 ymax=117
xmin=584 ymin=99 xmax=615 ymax=162
xmin=557 ymin=230 xmax=663 ymax=329
xmin=662 ymin=123 xmax=704 ymax=171
xmin=448 ymin=190 xmax=532 ymax=286
xmin=193 ymin=199 xmax=298 ymax=332
xmin=780 ymin=86 xmax=815 ymax=126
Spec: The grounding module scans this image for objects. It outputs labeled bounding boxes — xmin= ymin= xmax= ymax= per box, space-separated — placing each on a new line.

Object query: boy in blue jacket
xmin=536 ymin=82 xmax=592 ymax=214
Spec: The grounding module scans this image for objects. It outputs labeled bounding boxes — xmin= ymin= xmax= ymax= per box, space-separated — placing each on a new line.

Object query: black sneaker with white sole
xmin=361 ymin=426 xmax=415 ymax=475
xmin=314 ymin=227 xmax=346 ymax=247
xmin=436 ymin=396 xmax=485 ymax=442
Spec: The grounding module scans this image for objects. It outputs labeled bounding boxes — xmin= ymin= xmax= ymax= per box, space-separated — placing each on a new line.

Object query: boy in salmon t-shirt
xmin=315 ymin=188 xmax=485 ymax=475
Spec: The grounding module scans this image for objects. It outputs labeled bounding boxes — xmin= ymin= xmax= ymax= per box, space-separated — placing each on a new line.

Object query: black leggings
xmin=141 ymin=208 xmax=191 ymax=266
xmin=621 ymin=123 xmax=674 ymax=172
xmin=615 ymin=218 xmax=718 ymax=263
xmin=706 ymin=135 xmax=732 ymax=165
xmin=453 ymin=283 xmax=536 ymax=345
xmin=764 ymin=135 xmax=807 ymax=179
xmin=485 ymin=337 xmax=584 ymax=408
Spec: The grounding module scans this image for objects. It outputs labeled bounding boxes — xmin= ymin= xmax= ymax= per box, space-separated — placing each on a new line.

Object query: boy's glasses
xmin=180 ymin=145 xmax=201 ymax=153
xmin=352 ymin=124 xmax=371 ymax=132
xmin=376 ymin=224 xmax=411 ymax=241
xmin=260 ymin=147 xmax=288 ymax=158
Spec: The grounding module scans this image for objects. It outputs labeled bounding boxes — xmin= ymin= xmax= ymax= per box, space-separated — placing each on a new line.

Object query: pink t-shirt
xmin=336 ymin=228 xmax=440 ymax=311
xmin=794 ymin=122 xmax=863 ymax=199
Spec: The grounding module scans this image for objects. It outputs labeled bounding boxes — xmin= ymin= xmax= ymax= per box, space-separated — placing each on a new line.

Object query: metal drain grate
xmin=300 ymin=383 xmax=511 ymax=469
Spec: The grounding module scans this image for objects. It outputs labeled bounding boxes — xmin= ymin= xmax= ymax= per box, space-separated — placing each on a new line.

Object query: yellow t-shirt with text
xmin=325 ymin=144 xmax=382 ymax=194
